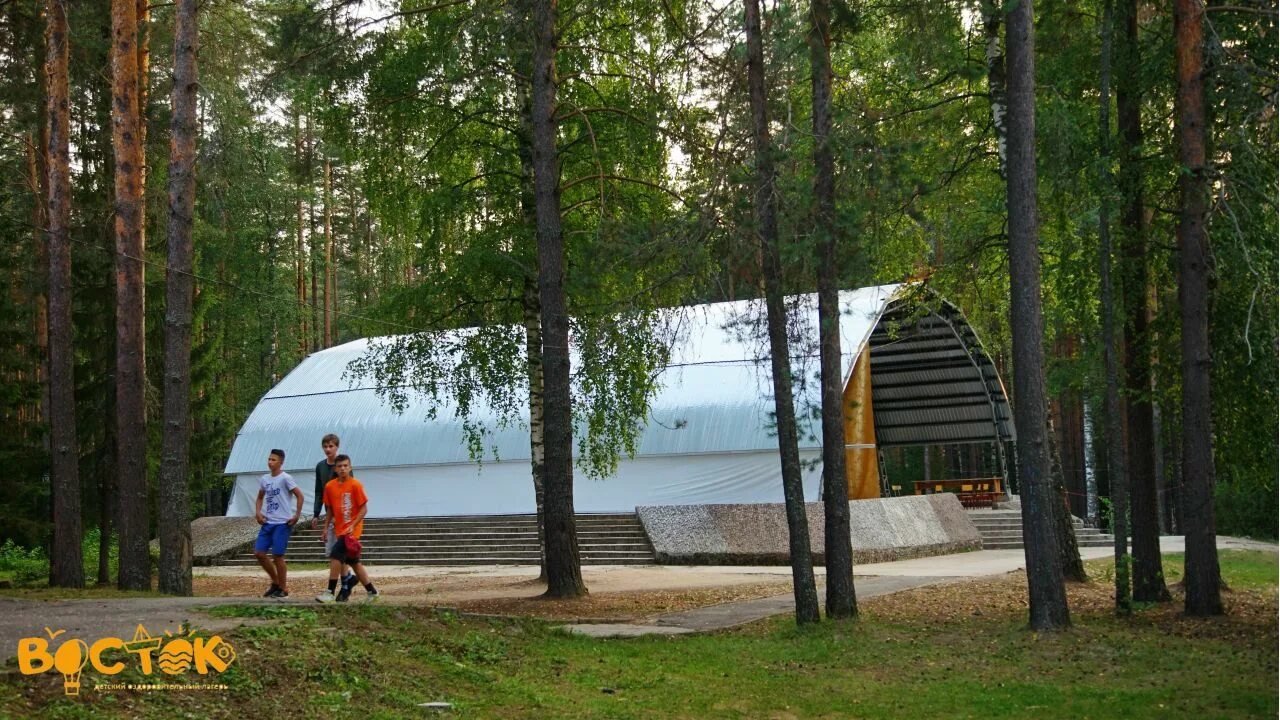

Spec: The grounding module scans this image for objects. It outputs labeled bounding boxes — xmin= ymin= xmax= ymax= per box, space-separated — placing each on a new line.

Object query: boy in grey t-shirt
xmin=255 ymin=449 xmax=305 ymax=598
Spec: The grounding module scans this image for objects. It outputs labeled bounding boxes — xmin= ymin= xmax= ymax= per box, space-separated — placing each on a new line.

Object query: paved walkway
xmin=569 ymin=578 xmax=953 ymax=639
xmin=561 ymin=535 xmax=1278 ymax=638
xmin=2 ymin=536 xmax=1272 ymax=654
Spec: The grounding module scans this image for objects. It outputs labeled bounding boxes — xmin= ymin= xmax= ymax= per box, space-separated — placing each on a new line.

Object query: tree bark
xmin=306 ymin=112 xmax=318 ymax=352
xmin=98 ymin=409 xmax=116 ymax=586
xmin=294 ymin=110 xmax=306 ymax=355
xmin=981 ymin=0 xmax=1008 ymax=179
xmin=45 ymin=0 xmax=84 ymax=589
xmin=323 ymin=157 xmax=333 ymax=347
xmin=531 ymin=0 xmax=586 ymax=598
xmin=1114 ymin=0 xmax=1170 ymax=604
xmin=509 ymin=0 xmax=548 ymax=580
xmin=158 ymin=0 xmax=198 ymax=597
xmin=1005 ymin=0 xmax=1070 ymax=631
xmin=112 ymin=0 xmax=151 ymax=591
xmin=1098 ymin=0 xmax=1131 ymax=613
xmin=1047 ymin=411 xmax=1087 ymax=582
xmin=523 ymin=280 xmax=548 ymax=580
xmin=809 ymin=0 xmax=855 ymax=620
xmin=745 ymin=0 xmax=820 ymax=625
xmin=1174 ymin=0 xmax=1222 ymax=617
xmin=136 ymin=0 xmax=149 ymax=248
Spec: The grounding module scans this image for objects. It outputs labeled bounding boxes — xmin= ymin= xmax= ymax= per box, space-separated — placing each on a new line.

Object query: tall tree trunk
xmin=995 ymin=0 xmax=1081 ymax=583
xmin=343 ymin=169 xmax=358 ymax=337
xmin=45 ymin=0 xmax=84 ymax=589
xmin=809 ymin=0 xmax=855 ymax=620
xmin=508 ymin=0 xmax=548 ymax=580
xmin=294 ymin=110 xmax=306 ymax=355
xmin=306 ymin=113 xmax=318 ymax=352
xmin=29 ymin=136 xmax=50 ymax=433
xmin=1047 ymin=411 xmax=1087 ymax=582
xmin=981 ymin=0 xmax=1008 ymax=179
xmin=1174 ymin=0 xmax=1221 ymax=617
xmin=98 ymin=406 xmax=116 ymax=586
xmin=158 ymin=0 xmax=198 ymax=597
xmin=135 ymin=0 xmax=149 ymax=253
xmin=96 ymin=63 xmax=116 ymax=588
xmin=524 ymin=280 xmax=548 ymax=580
xmin=1082 ymin=399 xmax=1098 ymax=524
xmin=1005 ymin=0 xmax=1070 ymax=631
xmin=1097 ymin=0 xmax=1131 ymax=613
xmin=323 ymin=157 xmax=333 ymax=348
xmin=513 ymin=13 xmax=548 ymax=579
xmin=1114 ymin=0 xmax=1170 ymax=604
xmin=530 ymin=0 xmax=585 ymax=598
xmin=112 ymin=0 xmax=150 ymax=591
xmin=745 ymin=0 xmax=820 ymax=625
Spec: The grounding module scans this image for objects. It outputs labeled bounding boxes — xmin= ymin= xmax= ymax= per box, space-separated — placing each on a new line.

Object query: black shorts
xmin=327 ymin=536 xmax=361 ymax=565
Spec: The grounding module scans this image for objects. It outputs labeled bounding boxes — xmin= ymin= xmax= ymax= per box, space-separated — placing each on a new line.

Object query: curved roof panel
xmin=225 ymin=285 xmax=900 ymax=474
xmin=867 ymin=297 xmax=1016 ymax=446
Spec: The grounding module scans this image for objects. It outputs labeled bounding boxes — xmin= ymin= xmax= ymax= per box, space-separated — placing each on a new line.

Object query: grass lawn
xmin=1 ymin=549 xmax=1275 ymax=719
xmin=0 ymin=584 xmax=163 ymax=601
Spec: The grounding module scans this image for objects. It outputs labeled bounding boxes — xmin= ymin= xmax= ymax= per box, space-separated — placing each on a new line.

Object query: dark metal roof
xmin=868 ymin=294 xmax=1015 ymax=447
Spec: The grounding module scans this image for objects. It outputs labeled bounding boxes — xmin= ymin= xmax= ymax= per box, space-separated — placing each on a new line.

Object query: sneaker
xmin=263 ymin=584 xmax=280 ymax=598
xmin=275 ymin=590 xmax=290 ymax=600
xmin=336 ymin=587 xmax=351 ymax=603
xmin=364 ymin=589 xmax=381 ymax=603
xmin=315 ymin=591 xmax=336 ymax=604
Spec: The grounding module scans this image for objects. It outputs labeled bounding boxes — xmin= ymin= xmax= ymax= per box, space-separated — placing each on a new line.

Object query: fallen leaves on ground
xmin=446 ymin=581 xmax=797 ymax=621
xmin=863 ymin=566 xmax=1278 ymax=644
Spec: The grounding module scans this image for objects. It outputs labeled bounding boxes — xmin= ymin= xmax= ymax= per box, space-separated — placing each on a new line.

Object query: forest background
xmin=0 ymin=0 xmax=1273 ymax=576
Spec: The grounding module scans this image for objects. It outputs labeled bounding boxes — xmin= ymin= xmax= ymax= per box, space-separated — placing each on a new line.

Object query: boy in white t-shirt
xmin=254 ymin=449 xmax=305 ymax=598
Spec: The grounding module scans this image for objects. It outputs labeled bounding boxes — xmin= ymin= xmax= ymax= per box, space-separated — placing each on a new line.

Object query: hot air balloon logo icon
xmin=53 ymin=638 xmax=89 ymax=696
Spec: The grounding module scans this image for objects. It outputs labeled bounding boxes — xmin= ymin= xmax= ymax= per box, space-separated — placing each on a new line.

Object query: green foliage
xmin=0 ymin=527 xmax=117 ymax=587
xmin=206 ymin=604 xmax=319 ymax=621
xmin=0 ymin=0 xmax=1271 ymax=539
xmin=0 ymin=539 xmax=48 ymax=585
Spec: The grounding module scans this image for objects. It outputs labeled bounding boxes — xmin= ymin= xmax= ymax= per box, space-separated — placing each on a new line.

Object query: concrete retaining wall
xmin=190 ymin=516 xmax=264 ymax=565
xmin=637 ymin=494 xmax=980 ymax=565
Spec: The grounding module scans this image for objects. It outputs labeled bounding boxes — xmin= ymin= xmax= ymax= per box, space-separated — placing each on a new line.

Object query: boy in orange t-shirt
xmin=316 ymin=455 xmax=380 ymax=603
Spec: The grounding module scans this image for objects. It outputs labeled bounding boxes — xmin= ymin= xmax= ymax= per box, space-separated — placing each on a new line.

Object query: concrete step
xmin=301 ymin=521 xmax=643 ymax=531
xmin=218 ymin=550 xmax=655 ymax=563
xmin=339 ymin=514 xmax=638 ymax=525
xmin=969 ymin=518 xmax=1086 ymax=526
xmin=233 ymin=547 xmax=656 ymax=560
xmin=279 ymin=527 xmax=645 ymax=538
xmin=218 ymin=512 xmax=656 ymax=566
xmin=226 ymin=549 xmax=656 ymax=563
xmin=969 ymin=509 xmax=1112 ymax=550
xmin=279 ymin=540 xmax=648 ymax=551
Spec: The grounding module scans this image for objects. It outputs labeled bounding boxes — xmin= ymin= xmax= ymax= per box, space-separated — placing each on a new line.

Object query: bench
xmin=912 ymin=478 xmax=1003 ymax=508
xmin=957 ymin=492 xmax=996 ymax=509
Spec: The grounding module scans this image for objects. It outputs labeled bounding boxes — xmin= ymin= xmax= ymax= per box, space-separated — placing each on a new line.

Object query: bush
xmin=0 ymin=539 xmax=48 ymax=585
xmin=0 ymin=527 xmax=129 ymax=587
xmin=1216 ymin=476 xmax=1279 ymax=540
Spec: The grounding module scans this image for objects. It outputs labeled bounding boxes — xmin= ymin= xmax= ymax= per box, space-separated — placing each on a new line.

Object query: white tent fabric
xmin=224 ymin=285 xmax=899 ymax=517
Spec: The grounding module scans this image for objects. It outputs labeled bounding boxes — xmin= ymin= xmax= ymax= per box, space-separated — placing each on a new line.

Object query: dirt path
xmin=0 ymin=564 xmax=820 ymax=662
xmin=5 ymin=537 xmax=1270 ymax=661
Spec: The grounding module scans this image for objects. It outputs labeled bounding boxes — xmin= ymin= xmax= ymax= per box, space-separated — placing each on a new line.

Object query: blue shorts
xmin=254 ymin=523 xmax=293 ymax=556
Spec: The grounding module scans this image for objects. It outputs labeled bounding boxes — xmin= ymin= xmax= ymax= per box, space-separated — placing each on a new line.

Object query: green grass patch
xmin=1084 ymin=548 xmax=1278 ymax=591
xmin=205 ymin=605 xmax=319 ymax=621
xmin=0 ymin=585 xmax=163 ymax=601
xmin=3 ymin=550 xmax=1275 ymax=719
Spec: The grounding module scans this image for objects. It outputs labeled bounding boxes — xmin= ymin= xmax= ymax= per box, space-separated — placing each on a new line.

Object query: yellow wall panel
xmin=843 ymin=347 xmax=880 ymax=499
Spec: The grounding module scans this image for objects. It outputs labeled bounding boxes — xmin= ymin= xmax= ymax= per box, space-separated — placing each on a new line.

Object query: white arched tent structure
xmin=223 ymin=283 xmax=1015 ymax=518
